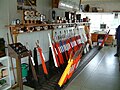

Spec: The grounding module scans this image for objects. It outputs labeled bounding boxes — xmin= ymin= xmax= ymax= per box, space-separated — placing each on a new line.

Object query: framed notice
xmin=24 ymin=0 xmax=36 ymax=6
xmin=17 ymin=0 xmax=36 ymax=11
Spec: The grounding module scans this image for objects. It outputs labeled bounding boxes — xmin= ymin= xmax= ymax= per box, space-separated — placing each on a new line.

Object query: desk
xmin=91 ymin=33 xmax=114 ymax=45
xmin=8 ymin=43 xmax=38 ymax=90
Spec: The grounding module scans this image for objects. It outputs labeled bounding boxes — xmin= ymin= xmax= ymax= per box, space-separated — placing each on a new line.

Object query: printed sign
xmin=17 ymin=0 xmax=36 ymax=11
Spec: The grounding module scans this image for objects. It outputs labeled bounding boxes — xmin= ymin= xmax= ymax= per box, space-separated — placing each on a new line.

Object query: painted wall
xmin=0 ymin=0 xmax=52 ymax=85
xmin=0 ymin=0 xmax=9 ymax=43
xmin=1 ymin=0 xmax=120 ymax=65
xmin=0 ymin=0 xmax=53 ymax=63
xmin=81 ymin=12 xmax=120 ymax=35
xmin=0 ymin=0 xmax=53 ymax=42
xmin=37 ymin=0 xmax=52 ymax=20
xmin=7 ymin=0 xmax=52 ymax=23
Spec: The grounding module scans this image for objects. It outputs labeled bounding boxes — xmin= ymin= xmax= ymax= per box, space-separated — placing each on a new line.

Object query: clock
xmin=16 ymin=19 xmax=21 ymax=25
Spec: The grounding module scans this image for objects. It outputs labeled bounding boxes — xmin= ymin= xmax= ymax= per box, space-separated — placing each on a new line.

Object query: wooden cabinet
xmin=91 ymin=33 xmax=114 ymax=45
xmin=0 ymin=56 xmax=11 ymax=90
xmin=91 ymin=34 xmax=98 ymax=42
xmin=105 ymin=35 xmax=114 ymax=45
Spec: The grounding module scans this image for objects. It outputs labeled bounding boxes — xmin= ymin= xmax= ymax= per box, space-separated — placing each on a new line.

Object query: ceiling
xmin=60 ymin=0 xmax=120 ymax=4
xmin=59 ymin=0 xmax=80 ymax=10
xmin=58 ymin=0 xmax=120 ymax=12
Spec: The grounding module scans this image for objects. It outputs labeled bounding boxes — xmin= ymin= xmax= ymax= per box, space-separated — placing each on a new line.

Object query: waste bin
xmin=21 ymin=63 xmax=28 ymax=77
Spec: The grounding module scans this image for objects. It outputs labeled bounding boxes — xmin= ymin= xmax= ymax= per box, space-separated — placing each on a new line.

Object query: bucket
xmin=21 ymin=63 xmax=28 ymax=77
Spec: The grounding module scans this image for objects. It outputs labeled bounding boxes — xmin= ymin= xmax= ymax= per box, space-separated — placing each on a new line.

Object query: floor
xmin=10 ymin=46 xmax=120 ymax=90
xmin=65 ymin=46 xmax=120 ymax=90
xmin=10 ymin=85 xmax=33 ymax=90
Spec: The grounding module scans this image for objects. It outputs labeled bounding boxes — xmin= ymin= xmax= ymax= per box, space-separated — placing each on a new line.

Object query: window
xmin=81 ymin=13 xmax=120 ymax=34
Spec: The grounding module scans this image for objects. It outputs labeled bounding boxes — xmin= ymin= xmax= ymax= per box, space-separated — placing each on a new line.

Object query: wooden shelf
xmin=5 ymin=22 xmax=89 ymax=28
xmin=0 ymin=84 xmax=11 ymax=90
xmin=0 ymin=66 xmax=7 ymax=70
xmin=0 ymin=56 xmax=11 ymax=90
xmin=0 ymin=75 xmax=8 ymax=81
xmin=6 ymin=22 xmax=90 ymax=43
xmin=6 ymin=23 xmax=71 ymax=28
xmin=12 ymin=28 xmax=53 ymax=34
xmin=5 ymin=23 xmax=75 ymax=34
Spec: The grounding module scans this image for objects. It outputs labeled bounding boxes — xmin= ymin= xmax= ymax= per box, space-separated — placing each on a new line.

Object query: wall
xmin=0 ymin=0 xmax=53 ymax=42
xmin=0 ymin=0 xmax=9 ymax=43
xmin=0 ymin=0 xmax=53 ymax=85
xmin=81 ymin=13 xmax=120 ymax=34
xmin=37 ymin=0 xmax=52 ymax=20
xmin=7 ymin=0 xmax=52 ymax=23
xmin=0 ymin=0 xmax=53 ymax=57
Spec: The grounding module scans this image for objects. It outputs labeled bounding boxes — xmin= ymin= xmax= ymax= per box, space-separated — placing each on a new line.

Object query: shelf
xmin=12 ymin=26 xmax=76 ymax=35
xmin=5 ymin=22 xmax=89 ymax=28
xmin=0 ymin=56 xmax=11 ymax=90
xmin=0 ymin=56 xmax=8 ymax=62
xmin=6 ymin=22 xmax=89 ymax=44
xmin=0 ymin=84 xmax=11 ymax=90
xmin=5 ymin=22 xmax=90 ymax=37
xmin=12 ymin=28 xmax=53 ymax=34
xmin=0 ymin=75 xmax=8 ymax=81
xmin=5 ymin=23 xmax=74 ymax=28
xmin=0 ymin=66 xmax=7 ymax=70
xmin=5 ymin=22 xmax=89 ymax=35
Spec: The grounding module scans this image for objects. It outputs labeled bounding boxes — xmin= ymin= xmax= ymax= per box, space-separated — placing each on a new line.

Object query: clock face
xmin=16 ymin=19 xmax=20 ymax=24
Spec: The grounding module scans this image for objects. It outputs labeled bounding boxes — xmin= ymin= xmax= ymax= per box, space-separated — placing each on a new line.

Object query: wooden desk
xmin=91 ymin=33 xmax=114 ymax=45
xmin=8 ymin=44 xmax=38 ymax=90
xmin=91 ymin=33 xmax=98 ymax=42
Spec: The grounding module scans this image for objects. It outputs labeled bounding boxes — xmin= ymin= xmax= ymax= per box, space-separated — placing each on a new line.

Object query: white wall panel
xmin=17 ymin=30 xmax=52 ymax=64
xmin=37 ymin=0 xmax=52 ymax=20
xmin=0 ymin=0 xmax=9 ymax=42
